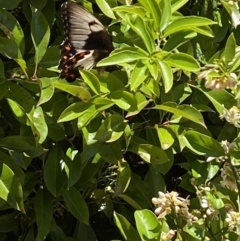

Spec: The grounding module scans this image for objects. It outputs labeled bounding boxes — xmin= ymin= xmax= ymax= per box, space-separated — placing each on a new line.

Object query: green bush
xmin=1 ymin=0 xmax=240 ymax=240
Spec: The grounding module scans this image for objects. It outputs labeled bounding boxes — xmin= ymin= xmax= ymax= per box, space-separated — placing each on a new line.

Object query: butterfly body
xmin=58 ymin=2 xmax=114 ymax=82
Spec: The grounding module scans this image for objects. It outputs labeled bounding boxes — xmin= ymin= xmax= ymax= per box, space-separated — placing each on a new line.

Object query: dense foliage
xmin=1 ymin=0 xmax=240 ymax=240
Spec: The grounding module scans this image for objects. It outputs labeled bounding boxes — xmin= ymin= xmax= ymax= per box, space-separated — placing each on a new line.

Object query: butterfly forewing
xmin=58 ymin=2 xmax=114 ymax=82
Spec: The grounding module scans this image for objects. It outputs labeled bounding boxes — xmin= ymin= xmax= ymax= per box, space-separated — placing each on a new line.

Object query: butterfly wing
xmin=58 ymin=2 xmax=114 ymax=82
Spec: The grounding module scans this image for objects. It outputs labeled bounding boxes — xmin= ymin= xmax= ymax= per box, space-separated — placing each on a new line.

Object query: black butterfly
xmin=58 ymin=2 xmax=114 ymax=82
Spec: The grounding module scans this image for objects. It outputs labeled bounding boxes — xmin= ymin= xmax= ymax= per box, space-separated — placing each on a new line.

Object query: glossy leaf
xmin=134 ymin=209 xmax=161 ymax=240
xmin=182 ymin=130 xmax=225 ymax=157
xmin=44 ymin=145 xmax=67 ymax=196
xmin=114 ymin=159 xmax=131 ymax=196
xmin=158 ymin=60 xmax=173 ymax=93
xmin=62 ymin=187 xmax=89 ymax=225
xmin=53 ymin=82 xmax=91 ymax=102
xmin=31 ymin=7 xmax=50 ymax=64
xmin=0 ymin=163 xmax=24 ymax=212
xmin=34 ymin=187 xmax=53 ymax=241
xmin=80 ymin=70 xmax=100 ymax=95
xmin=114 ymin=212 xmax=140 ymax=241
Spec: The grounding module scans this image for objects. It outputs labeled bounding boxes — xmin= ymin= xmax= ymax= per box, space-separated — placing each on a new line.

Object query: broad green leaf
xmin=44 ymin=145 xmax=67 ymax=196
xmin=98 ymin=48 xmax=148 ymax=66
xmin=80 ymin=70 xmax=100 ymax=95
xmin=95 ymin=114 xmax=127 ymax=142
xmin=155 ymin=103 xmax=206 ymax=127
xmin=77 ymin=105 xmax=98 ymax=129
xmin=159 ymin=0 xmax=172 ymax=32
xmin=31 ymin=7 xmax=50 ymax=64
xmin=164 ymin=53 xmax=200 ymax=72
xmin=33 ymin=106 xmax=48 ymax=144
xmin=0 ymin=8 xmax=25 ymax=53
xmin=58 ymin=102 xmax=93 ymax=122
xmin=6 ymin=98 xmax=27 ymax=124
xmin=0 ymin=37 xmax=23 ymax=60
xmin=130 ymin=60 xmax=148 ymax=90
xmin=34 ymin=188 xmax=53 ymax=241
xmin=37 ymin=77 xmax=55 ymax=106
xmin=164 ymin=16 xmax=216 ymax=37
xmin=118 ymin=194 xmax=142 ymax=209
xmin=196 ymin=86 xmax=236 ymax=113
xmin=30 ymin=0 xmax=47 ymax=10
xmin=163 ymin=30 xmax=197 ymax=51
xmin=64 ymin=148 xmax=82 ymax=189
xmin=114 ymin=6 xmax=146 ymax=18
xmin=134 ymin=210 xmax=161 ymax=240
xmin=182 ymin=130 xmax=225 ymax=157
xmin=130 ymin=144 xmax=169 ymax=164
xmin=98 ymin=141 xmax=122 ymax=163
xmin=157 ymin=126 xmax=175 ymax=150
xmin=224 ymin=33 xmax=236 ymax=64
xmin=0 ymin=136 xmax=45 ymax=157
xmin=7 ymin=82 xmax=34 ymax=113
xmin=111 ymin=90 xmax=137 ymax=111
xmin=53 ymin=82 xmax=91 ymax=102
xmin=125 ymin=14 xmax=155 ymax=53
xmin=126 ymin=92 xmax=149 ymax=117
xmin=96 ymin=0 xmax=116 ymax=19
xmin=0 ymin=0 xmax=21 ymax=9
xmin=92 ymin=97 xmax=114 ymax=111
xmin=114 ymin=212 xmax=140 ymax=241
xmin=138 ymin=0 xmax=161 ymax=31
xmin=114 ymin=159 xmax=131 ymax=196
xmin=158 ymin=61 xmax=173 ymax=93
xmin=62 ymin=187 xmax=89 ymax=225
xmin=0 ymin=151 xmax=25 ymax=185
xmin=0 ymin=163 xmax=24 ymax=212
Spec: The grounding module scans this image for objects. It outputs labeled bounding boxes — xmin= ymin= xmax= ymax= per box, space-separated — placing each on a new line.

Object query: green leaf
xmin=155 ymin=103 xmax=206 ymax=127
xmin=62 ymin=187 xmax=89 ymax=225
xmin=114 ymin=159 xmax=131 ymax=196
xmin=98 ymin=141 xmax=122 ymax=163
xmin=0 ymin=163 xmax=24 ymax=212
xmin=0 ymin=136 xmax=45 ymax=157
xmin=129 ymin=60 xmax=148 ymax=90
xmin=58 ymin=102 xmax=93 ymax=122
xmin=37 ymin=77 xmax=55 ymax=106
xmin=159 ymin=0 xmax=172 ymax=32
xmin=98 ymin=48 xmax=148 ymax=66
xmin=163 ymin=30 xmax=197 ymax=51
xmin=158 ymin=60 xmax=173 ymax=93
xmin=164 ymin=53 xmax=200 ymax=72
xmin=134 ymin=210 xmax=161 ymax=240
xmin=33 ymin=106 xmax=48 ymax=144
xmin=34 ymin=187 xmax=53 ymax=241
xmin=96 ymin=0 xmax=116 ymax=19
xmin=0 ymin=37 xmax=23 ymax=60
xmin=0 ymin=8 xmax=25 ymax=53
xmin=80 ymin=70 xmax=100 ymax=95
xmin=44 ymin=145 xmax=67 ymax=196
xmin=111 ymin=90 xmax=137 ymax=111
xmin=224 ymin=33 xmax=236 ymax=64
xmin=164 ymin=16 xmax=216 ymax=37
xmin=53 ymin=81 xmax=91 ymax=102
xmin=157 ymin=126 xmax=175 ymax=150
xmin=125 ymin=14 xmax=155 ymax=53
xmin=130 ymin=144 xmax=169 ymax=164
xmin=139 ymin=0 xmax=161 ymax=31
xmin=0 ymin=0 xmax=20 ymax=9
xmin=114 ymin=212 xmax=140 ymax=241
xmin=95 ymin=114 xmax=127 ymax=142
xmin=65 ymin=147 xmax=82 ymax=188
xmin=171 ymin=0 xmax=189 ymax=12
xmin=182 ymin=130 xmax=225 ymax=157
xmin=31 ymin=7 xmax=50 ymax=64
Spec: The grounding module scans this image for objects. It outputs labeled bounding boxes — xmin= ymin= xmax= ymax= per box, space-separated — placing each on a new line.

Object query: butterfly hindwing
xmin=58 ymin=2 xmax=114 ymax=82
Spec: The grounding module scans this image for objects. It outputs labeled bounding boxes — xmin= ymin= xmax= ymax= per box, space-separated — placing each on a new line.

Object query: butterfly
xmin=58 ymin=2 xmax=114 ymax=82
